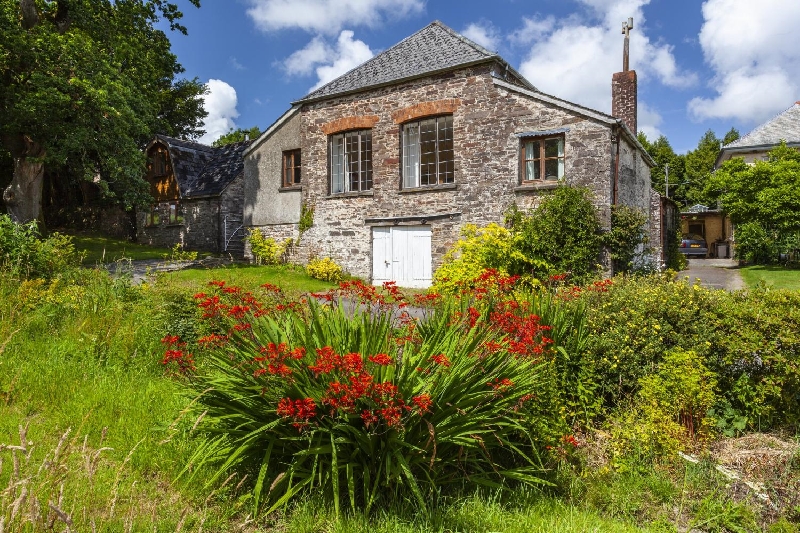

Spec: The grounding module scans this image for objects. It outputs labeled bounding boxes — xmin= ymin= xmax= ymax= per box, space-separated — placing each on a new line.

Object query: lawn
xmin=740 ymin=264 xmax=800 ymax=290
xmin=70 ymin=232 xmax=176 ymax=264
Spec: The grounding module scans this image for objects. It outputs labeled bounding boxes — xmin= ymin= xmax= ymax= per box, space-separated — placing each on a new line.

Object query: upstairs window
xmin=521 ymin=135 xmax=564 ymax=182
xmin=282 ymin=149 xmax=301 ymax=187
xmin=330 ymin=130 xmax=372 ymax=194
xmin=402 ymin=115 xmax=454 ymax=188
xmin=153 ymin=150 xmax=168 ymax=177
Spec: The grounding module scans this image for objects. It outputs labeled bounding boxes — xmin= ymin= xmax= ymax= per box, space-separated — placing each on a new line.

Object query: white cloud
xmin=688 ymin=0 xmax=800 ymax=123
xmin=516 ymin=0 xmax=696 ymax=114
xmin=198 ymin=79 xmax=239 ymax=145
xmin=637 ymin=100 xmax=663 ymax=140
xmin=283 ymin=30 xmax=374 ymax=92
xmin=508 ymin=16 xmax=555 ymax=46
xmin=462 ymin=22 xmax=501 ymax=52
xmin=246 ymin=0 xmax=424 ymax=35
xmin=229 ymin=57 xmax=245 ymax=71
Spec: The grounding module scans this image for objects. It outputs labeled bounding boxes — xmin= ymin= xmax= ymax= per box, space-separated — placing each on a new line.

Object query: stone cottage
xmin=137 ymin=135 xmax=251 ymax=257
xmin=243 ymin=21 xmax=661 ymax=287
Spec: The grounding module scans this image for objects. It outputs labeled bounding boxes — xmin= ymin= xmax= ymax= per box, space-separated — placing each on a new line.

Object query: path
xmin=104 ymin=257 xmax=237 ymax=284
xmin=678 ymin=258 xmax=746 ymax=291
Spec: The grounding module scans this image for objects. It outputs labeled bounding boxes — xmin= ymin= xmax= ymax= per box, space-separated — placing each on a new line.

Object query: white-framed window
xmin=521 ymin=135 xmax=565 ymax=182
xmin=330 ymin=130 xmax=372 ymax=194
xmin=402 ymin=115 xmax=454 ymax=188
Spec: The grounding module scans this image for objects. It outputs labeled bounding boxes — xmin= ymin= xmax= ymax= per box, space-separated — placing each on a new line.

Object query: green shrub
xmin=431 ymin=223 xmax=540 ymax=294
xmin=603 ymin=204 xmax=653 ymax=274
xmin=506 ymin=186 xmax=603 ymax=284
xmin=735 ymin=221 xmax=777 ymax=264
xmin=579 ymin=274 xmax=800 ymax=432
xmin=608 ymin=349 xmax=717 ymax=469
xmin=306 ymin=256 xmax=343 ymax=282
xmin=0 ymin=215 xmax=80 ymax=279
xmin=248 ymin=229 xmax=292 ymax=265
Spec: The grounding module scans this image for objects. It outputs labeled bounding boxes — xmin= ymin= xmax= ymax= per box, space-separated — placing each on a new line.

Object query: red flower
xmin=208 ymin=280 xmax=226 ymax=288
xmin=361 ymin=410 xmax=379 ymax=427
xmin=430 ymin=353 xmax=451 ymax=368
xmin=411 ymin=393 xmax=433 ymax=414
xmin=368 ymin=353 xmax=393 ymax=366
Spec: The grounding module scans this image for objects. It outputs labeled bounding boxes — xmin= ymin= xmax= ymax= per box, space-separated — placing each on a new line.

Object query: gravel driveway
xmin=678 ymin=258 xmax=746 ymax=291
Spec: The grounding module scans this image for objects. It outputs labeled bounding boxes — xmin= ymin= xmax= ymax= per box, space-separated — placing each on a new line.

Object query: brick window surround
xmin=330 ymin=130 xmax=373 ymax=194
xmin=520 ymin=135 xmax=565 ymax=182
xmin=321 ymin=115 xmax=379 ymax=135
xmin=282 ymin=149 xmax=301 ymax=187
xmin=402 ymin=115 xmax=454 ymax=188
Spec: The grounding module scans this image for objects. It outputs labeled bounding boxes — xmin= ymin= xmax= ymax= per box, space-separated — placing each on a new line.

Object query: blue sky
xmin=160 ymin=0 xmax=800 ymax=154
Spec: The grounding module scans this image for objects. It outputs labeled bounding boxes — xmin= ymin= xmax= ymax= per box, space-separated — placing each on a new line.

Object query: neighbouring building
xmin=680 ymin=204 xmax=734 ymax=259
xmin=137 ymin=135 xmax=251 ymax=257
xmin=243 ymin=21 xmax=662 ymax=287
xmin=716 ymin=102 xmax=800 ymax=167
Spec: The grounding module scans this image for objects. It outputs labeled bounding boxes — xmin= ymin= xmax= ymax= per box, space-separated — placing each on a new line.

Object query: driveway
xmin=678 ymin=258 xmax=746 ymax=291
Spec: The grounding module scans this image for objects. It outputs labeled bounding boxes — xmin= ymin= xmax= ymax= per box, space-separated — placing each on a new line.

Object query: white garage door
xmin=372 ymin=226 xmax=432 ymax=288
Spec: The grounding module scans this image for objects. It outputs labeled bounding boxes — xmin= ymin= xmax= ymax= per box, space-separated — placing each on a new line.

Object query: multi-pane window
xmin=330 ymin=130 xmax=372 ymax=194
xmin=402 ymin=115 xmax=454 ymax=188
xmin=282 ymin=149 xmax=301 ymax=187
xmin=521 ymin=136 xmax=565 ymax=182
xmin=153 ymin=150 xmax=168 ymax=176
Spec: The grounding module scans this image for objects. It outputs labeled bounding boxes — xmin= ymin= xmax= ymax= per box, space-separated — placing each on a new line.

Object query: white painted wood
xmin=372 ymin=226 xmax=431 ymax=288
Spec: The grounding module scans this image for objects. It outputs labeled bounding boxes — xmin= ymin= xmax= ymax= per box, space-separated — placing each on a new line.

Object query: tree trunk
xmin=2 ymin=135 xmax=46 ymax=225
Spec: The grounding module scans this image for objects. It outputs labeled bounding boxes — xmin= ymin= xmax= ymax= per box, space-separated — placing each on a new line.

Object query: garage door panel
xmin=372 ymin=226 xmax=431 ymax=288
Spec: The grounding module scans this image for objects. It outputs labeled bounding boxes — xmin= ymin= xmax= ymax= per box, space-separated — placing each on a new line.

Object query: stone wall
xmin=219 ymin=174 xmax=246 ymax=257
xmin=244 ymin=110 xmax=303 ymax=227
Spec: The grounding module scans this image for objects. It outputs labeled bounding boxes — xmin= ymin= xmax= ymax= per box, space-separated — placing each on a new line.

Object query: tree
xmin=683 ymin=129 xmax=741 ymax=207
xmin=212 ymin=126 xmax=262 ymax=147
xmin=0 ymin=0 xmax=206 ymax=224
xmin=708 ymin=142 xmax=800 ymax=230
xmin=639 ymin=132 xmax=687 ymax=204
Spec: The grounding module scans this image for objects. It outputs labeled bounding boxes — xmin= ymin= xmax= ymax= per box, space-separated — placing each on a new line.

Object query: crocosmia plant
xmin=165 ymin=271 xmax=573 ymax=515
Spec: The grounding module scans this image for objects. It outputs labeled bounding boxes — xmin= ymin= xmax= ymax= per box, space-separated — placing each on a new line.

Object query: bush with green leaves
xmin=306 ymin=256 xmax=343 ymax=282
xmin=735 ymin=221 xmax=777 ymax=264
xmin=0 ymin=215 xmax=80 ymax=279
xmin=166 ymin=272 xmax=590 ymax=515
xmin=603 ymin=204 xmax=653 ymax=274
xmin=506 ymin=186 xmax=603 ymax=284
xmin=248 ymin=229 xmax=292 ymax=265
xmin=578 ymin=274 xmax=800 ymax=432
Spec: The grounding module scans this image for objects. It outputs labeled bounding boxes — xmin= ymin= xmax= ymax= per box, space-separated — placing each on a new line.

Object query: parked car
xmin=680 ymin=233 xmax=708 ymax=257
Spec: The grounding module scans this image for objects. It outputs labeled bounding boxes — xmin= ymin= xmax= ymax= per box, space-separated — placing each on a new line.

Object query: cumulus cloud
xmin=637 ymin=100 xmax=664 ymax=140
xmin=688 ymin=0 xmax=800 ymax=123
xmin=515 ymin=0 xmax=696 ymax=114
xmin=462 ymin=22 xmax=501 ymax=52
xmin=198 ymin=79 xmax=239 ymax=145
xmin=246 ymin=0 xmax=424 ymax=35
xmin=284 ymin=30 xmax=374 ymax=92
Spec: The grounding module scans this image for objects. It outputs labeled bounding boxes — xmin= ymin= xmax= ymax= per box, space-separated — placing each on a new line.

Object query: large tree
xmin=639 ymin=132 xmax=687 ymax=204
xmin=683 ymin=128 xmax=739 ymax=207
xmin=212 ymin=126 xmax=261 ymax=147
xmin=0 ymin=0 xmax=206 ymax=224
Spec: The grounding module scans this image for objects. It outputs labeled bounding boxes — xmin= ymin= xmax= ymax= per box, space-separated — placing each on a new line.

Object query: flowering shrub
xmin=165 ymin=273 xmax=586 ymax=515
xmin=247 ymin=229 xmax=292 ymax=265
xmin=305 ymin=256 xmax=343 ymax=282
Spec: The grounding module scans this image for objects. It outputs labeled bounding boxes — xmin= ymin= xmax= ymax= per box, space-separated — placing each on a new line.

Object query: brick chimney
xmin=612 ymin=18 xmax=637 ymax=134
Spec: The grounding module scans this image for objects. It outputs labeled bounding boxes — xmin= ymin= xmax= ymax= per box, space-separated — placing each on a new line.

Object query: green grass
xmin=155 ymin=263 xmax=338 ymax=295
xmin=70 ymin=233 xmax=175 ymax=264
xmin=740 ymin=264 xmax=800 ymax=290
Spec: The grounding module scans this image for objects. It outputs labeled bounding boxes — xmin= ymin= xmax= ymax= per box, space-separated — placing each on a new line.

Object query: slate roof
xmin=724 ymin=102 xmax=800 ymax=149
xmin=154 ymin=135 xmax=252 ymax=198
xmin=295 ymin=21 xmax=535 ymax=103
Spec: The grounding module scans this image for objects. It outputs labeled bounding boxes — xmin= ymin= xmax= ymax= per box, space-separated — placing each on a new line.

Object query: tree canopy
xmin=707 ymin=142 xmax=800 ymax=231
xmin=212 ymin=126 xmax=262 ymax=147
xmin=0 ymin=0 xmax=206 ymax=223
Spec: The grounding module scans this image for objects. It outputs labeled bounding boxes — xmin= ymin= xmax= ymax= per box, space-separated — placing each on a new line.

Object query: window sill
xmin=514 ymin=181 xmax=561 ymax=192
xmin=325 ymin=190 xmax=374 ymax=199
xmin=398 ymin=183 xmax=457 ymax=194
xmin=279 ymin=185 xmax=302 ymax=192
